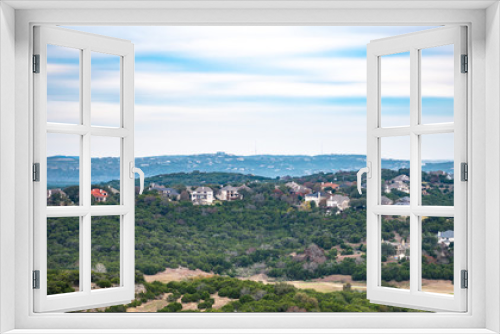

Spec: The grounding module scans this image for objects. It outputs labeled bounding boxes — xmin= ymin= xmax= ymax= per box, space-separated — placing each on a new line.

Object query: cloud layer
xmin=46 ymin=26 xmax=454 ymax=160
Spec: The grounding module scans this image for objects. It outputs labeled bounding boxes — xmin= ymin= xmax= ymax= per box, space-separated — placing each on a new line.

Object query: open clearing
xmin=144 ymin=267 xmax=214 ymax=283
xmin=143 ymin=267 xmax=453 ymax=297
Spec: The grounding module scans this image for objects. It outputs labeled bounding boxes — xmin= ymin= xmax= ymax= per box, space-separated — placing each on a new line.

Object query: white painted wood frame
xmin=2 ymin=4 xmax=494 ymax=333
xmin=366 ymin=26 xmax=467 ymax=312
xmin=32 ymin=26 xmax=135 ymax=312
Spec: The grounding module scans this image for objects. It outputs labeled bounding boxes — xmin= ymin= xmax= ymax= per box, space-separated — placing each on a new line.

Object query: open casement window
xmin=365 ymin=26 xmax=467 ymax=312
xmin=33 ymin=26 xmax=139 ymax=312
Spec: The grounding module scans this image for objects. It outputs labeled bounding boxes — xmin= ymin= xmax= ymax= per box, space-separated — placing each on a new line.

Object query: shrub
xmin=158 ymin=302 xmax=182 ymax=312
xmin=96 ymin=280 xmax=112 ymax=288
xmin=198 ymin=299 xmax=215 ymax=309
xmin=181 ymin=293 xmax=201 ymax=303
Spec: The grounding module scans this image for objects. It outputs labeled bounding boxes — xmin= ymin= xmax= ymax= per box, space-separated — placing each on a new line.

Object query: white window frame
xmin=0 ymin=2 xmax=499 ymax=333
xmin=33 ymin=26 xmax=136 ymax=313
xmin=366 ymin=26 xmax=468 ymax=312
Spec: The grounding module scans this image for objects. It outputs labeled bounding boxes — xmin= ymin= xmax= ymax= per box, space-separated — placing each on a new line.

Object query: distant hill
xmin=47 ymin=153 xmax=453 ymax=188
xmin=104 ymin=171 xmax=271 ymax=189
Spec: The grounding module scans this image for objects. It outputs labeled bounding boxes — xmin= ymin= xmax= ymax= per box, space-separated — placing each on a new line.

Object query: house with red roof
xmin=91 ymin=188 xmax=108 ymax=202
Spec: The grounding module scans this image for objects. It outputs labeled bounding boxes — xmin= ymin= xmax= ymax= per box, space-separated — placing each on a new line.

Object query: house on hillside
xmin=429 ymin=170 xmax=453 ymax=180
xmin=437 ymin=230 xmax=454 ymax=246
xmin=395 ymin=239 xmax=409 ymax=260
xmin=191 ymin=186 xmax=214 ymax=205
xmin=286 ymin=181 xmax=312 ymax=195
xmin=217 ymin=185 xmax=246 ymax=201
xmin=91 ymin=188 xmax=108 ymax=202
xmin=304 ymin=192 xmax=329 ymax=206
xmin=149 ymin=183 xmax=180 ymax=200
xmin=393 ymin=175 xmax=410 ymax=182
xmin=326 ymin=194 xmax=350 ymax=210
xmin=384 ymin=174 xmax=410 ymax=194
xmin=383 ymin=239 xmax=409 ymax=260
xmin=47 ymin=188 xmax=67 ymax=199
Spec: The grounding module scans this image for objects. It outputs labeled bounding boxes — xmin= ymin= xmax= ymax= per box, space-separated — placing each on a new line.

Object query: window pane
xmin=421 ymin=45 xmax=454 ymax=124
xmin=421 ymin=133 xmax=454 ymax=206
xmin=47 ymin=133 xmax=80 ymax=206
xmin=91 ymin=216 xmax=120 ymax=290
xmin=47 ymin=217 xmax=80 ymax=295
xmin=91 ymin=52 xmax=121 ymax=128
xmin=91 ymin=136 xmax=121 ymax=205
xmin=381 ymin=215 xmax=410 ymax=289
xmin=381 ymin=136 xmax=410 ymax=206
xmin=380 ymin=52 xmax=410 ymax=128
xmin=421 ymin=217 xmax=454 ymax=294
xmin=47 ymin=44 xmax=81 ymax=124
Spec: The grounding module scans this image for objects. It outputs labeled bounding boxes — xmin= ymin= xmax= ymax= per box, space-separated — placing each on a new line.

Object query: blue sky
xmin=47 ymin=26 xmax=454 ymax=160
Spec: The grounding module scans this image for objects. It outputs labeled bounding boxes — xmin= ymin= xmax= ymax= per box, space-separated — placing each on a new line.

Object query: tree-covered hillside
xmin=47 ymin=168 xmax=455 ymax=301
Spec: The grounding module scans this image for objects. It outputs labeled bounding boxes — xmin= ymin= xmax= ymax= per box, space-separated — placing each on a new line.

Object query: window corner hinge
xmin=461 ymin=162 xmax=468 ymax=181
xmin=461 ymin=54 xmax=468 ymax=73
xmin=461 ymin=270 xmax=468 ymax=289
xmin=33 ymin=54 xmax=40 ymax=73
xmin=33 ymin=163 xmax=40 ymax=182
xmin=32 ymin=270 xmax=40 ymax=289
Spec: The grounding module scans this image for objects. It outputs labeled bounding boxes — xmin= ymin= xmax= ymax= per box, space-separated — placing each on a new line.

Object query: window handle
xmin=357 ymin=162 xmax=371 ymax=195
xmin=129 ymin=162 xmax=145 ymax=194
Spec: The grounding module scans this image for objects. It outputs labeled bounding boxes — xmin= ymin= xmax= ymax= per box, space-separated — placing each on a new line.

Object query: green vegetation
xmin=75 ymin=275 xmax=420 ymax=313
xmin=47 ymin=169 xmax=455 ymax=309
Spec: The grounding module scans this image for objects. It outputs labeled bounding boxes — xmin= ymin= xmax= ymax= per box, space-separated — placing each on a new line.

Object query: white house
xmin=191 ymin=186 xmax=214 ymax=205
xmin=326 ymin=194 xmax=350 ymax=210
xmin=218 ymin=185 xmax=245 ymax=201
xmin=149 ymin=183 xmax=180 ymax=199
xmin=304 ymin=192 xmax=329 ymax=206
xmin=385 ymin=181 xmax=410 ymax=194
xmin=285 ymin=181 xmax=312 ymax=195
xmin=47 ymin=188 xmax=66 ymax=199
xmin=385 ymin=175 xmax=410 ymax=194
xmin=437 ymin=230 xmax=455 ymax=246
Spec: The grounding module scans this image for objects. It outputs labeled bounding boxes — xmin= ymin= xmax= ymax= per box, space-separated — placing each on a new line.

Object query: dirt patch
xmin=211 ymin=292 xmax=235 ymax=309
xmin=242 ymin=273 xmax=366 ymax=293
xmin=127 ymin=294 xmax=170 ymax=313
xmin=287 ymin=280 xmax=366 ymax=293
xmin=421 ymin=279 xmax=454 ymax=294
xmin=243 ymin=273 xmax=270 ymax=284
xmin=336 ymin=253 xmax=363 ymax=261
xmin=145 ymin=267 xmax=214 ymax=283
xmin=380 ymin=279 xmax=453 ymax=294
xmin=181 ymin=302 xmax=199 ymax=311
xmin=312 ymin=274 xmax=354 ymax=283
xmin=383 ymin=280 xmax=411 ymax=290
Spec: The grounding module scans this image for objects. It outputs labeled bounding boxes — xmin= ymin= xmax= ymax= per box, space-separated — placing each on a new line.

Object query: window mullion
xmin=409 ymin=47 xmax=420 ymax=295
xmin=82 ymin=47 xmax=92 ymax=294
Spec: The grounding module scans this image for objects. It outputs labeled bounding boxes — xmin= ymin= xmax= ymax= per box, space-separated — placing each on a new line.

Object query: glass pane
xmin=381 ymin=136 xmax=410 ymax=206
xmin=47 ymin=217 xmax=80 ymax=295
xmin=421 ymin=133 xmax=454 ymax=206
xmin=421 ymin=45 xmax=454 ymax=124
xmin=91 ymin=216 xmax=120 ymax=290
xmin=47 ymin=44 xmax=81 ymax=124
xmin=91 ymin=52 xmax=121 ymax=128
xmin=381 ymin=215 xmax=410 ymax=289
xmin=47 ymin=133 xmax=80 ymax=206
xmin=380 ymin=52 xmax=410 ymax=128
xmin=421 ymin=217 xmax=454 ymax=294
xmin=91 ymin=136 xmax=121 ymax=205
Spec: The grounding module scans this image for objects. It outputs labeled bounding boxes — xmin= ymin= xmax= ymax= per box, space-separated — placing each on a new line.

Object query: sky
xmin=46 ymin=26 xmax=455 ymax=160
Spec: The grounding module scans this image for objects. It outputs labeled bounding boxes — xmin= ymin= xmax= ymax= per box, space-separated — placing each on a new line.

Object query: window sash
xmin=33 ymin=26 xmax=136 ymax=313
xmin=366 ymin=26 xmax=468 ymax=312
